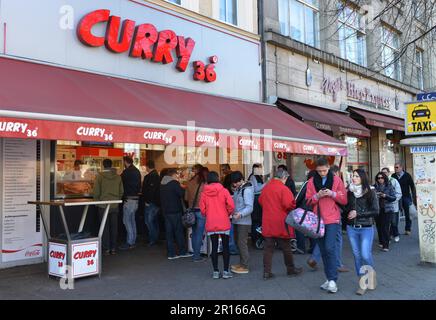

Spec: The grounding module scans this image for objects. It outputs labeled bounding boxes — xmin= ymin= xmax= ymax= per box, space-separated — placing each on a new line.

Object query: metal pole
xmin=78 ymin=205 xmax=89 ymax=233
xmin=98 ymin=204 xmax=110 ymax=239
xmin=58 ymin=206 xmax=71 ymax=242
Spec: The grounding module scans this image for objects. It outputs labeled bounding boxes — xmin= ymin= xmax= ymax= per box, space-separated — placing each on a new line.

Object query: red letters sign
xmin=77 ymin=9 xmax=217 ymax=82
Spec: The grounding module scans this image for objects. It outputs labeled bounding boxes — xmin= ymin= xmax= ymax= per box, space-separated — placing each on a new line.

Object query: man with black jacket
xmin=392 ymin=163 xmax=417 ymax=235
xmin=142 ymin=160 xmax=161 ymax=246
xmin=160 ymin=168 xmax=192 ymax=259
xmin=120 ymin=156 xmax=141 ymax=250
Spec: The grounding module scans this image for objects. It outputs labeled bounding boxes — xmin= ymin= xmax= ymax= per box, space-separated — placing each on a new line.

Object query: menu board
xmin=1 ymin=139 xmax=42 ymax=262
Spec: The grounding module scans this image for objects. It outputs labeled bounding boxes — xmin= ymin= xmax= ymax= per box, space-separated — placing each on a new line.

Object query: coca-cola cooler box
xmin=187 ymin=228 xmax=223 ymax=255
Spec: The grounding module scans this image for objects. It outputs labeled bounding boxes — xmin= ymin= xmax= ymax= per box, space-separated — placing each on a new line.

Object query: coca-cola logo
xmin=25 ymin=249 xmax=41 ymax=257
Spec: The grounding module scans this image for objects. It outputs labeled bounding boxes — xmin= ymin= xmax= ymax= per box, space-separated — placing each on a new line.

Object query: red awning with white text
xmin=0 ymin=57 xmax=347 ymax=156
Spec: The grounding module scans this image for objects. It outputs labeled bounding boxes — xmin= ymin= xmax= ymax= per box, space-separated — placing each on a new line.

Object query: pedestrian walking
xmin=230 ymin=171 xmax=254 ymax=274
xmin=259 ymin=169 xmax=303 ymax=280
xmin=308 ymin=166 xmax=350 ymax=272
xmin=185 ymin=166 xmax=209 ymax=262
xmin=249 ymin=163 xmax=265 ymax=248
xmin=199 ymin=171 xmax=235 ymax=279
xmin=160 ymin=168 xmax=192 ymax=260
xmin=344 ymin=169 xmax=379 ymax=295
xmin=306 ymin=157 xmax=347 ymax=294
xmin=93 ymin=159 xmax=123 ymax=255
xmin=392 ymin=163 xmax=417 ymax=235
xmin=381 ymin=167 xmax=402 ymax=243
xmin=374 ymin=172 xmax=396 ymax=251
xmin=120 ymin=156 xmax=141 ymax=250
xmin=141 ymin=160 xmax=161 ymax=247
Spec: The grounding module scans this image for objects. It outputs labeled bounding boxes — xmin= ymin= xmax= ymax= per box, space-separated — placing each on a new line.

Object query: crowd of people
xmin=92 ymin=156 xmax=417 ymax=295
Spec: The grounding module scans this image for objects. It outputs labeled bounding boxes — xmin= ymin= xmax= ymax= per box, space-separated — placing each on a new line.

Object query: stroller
xmin=254 ymin=226 xmax=304 ymax=254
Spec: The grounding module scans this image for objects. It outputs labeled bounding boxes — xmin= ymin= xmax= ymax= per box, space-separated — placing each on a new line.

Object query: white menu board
xmin=1 ymin=139 xmax=42 ymax=262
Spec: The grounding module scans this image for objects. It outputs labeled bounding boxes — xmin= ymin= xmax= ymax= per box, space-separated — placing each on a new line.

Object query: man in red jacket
xmin=306 ymin=157 xmax=347 ymax=294
xmin=259 ymin=169 xmax=303 ymax=280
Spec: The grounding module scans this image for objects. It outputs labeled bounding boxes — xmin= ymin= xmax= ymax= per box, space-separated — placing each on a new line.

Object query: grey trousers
xmin=234 ymin=224 xmax=250 ymax=268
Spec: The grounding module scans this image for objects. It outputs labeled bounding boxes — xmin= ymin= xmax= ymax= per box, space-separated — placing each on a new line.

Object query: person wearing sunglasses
xmin=374 ymin=172 xmax=397 ymax=252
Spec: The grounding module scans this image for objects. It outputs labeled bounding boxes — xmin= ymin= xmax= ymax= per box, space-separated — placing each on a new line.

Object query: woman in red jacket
xmin=306 ymin=157 xmax=347 ymax=294
xmin=259 ymin=169 xmax=303 ymax=280
xmin=200 ymin=171 xmax=235 ymax=279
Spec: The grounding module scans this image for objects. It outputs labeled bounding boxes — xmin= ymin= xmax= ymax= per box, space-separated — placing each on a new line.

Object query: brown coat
xmin=185 ymin=178 xmax=205 ymax=208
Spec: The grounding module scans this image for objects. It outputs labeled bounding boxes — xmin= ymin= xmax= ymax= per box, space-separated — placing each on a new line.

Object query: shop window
xmin=220 ymin=0 xmax=237 ymax=25
xmin=338 ymin=5 xmax=367 ymax=66
xmin=167 ymin=0 xmax=181 ymax=5
xmin=278 ymin=0 xmax=320 ymax=48
xmin=345 ymin=137 xmax=369 ymax=185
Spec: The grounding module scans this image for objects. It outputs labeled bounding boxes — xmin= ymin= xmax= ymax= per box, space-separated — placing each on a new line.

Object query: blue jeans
xmin=229 ymin=223 xmax=239 ymax=254
xmin=144 ymin=203 xmax=160 ymax=245
xmin=123 ymin=199 xmax=138 ymax=246
xmin=316 ymin=223 xmax=340 ymax=282
xmin=311 ymin=224 xmax=343 ymax=268
xmin=164 ymin=214 xmax=187 ymax=257
xmin=191 ymin=210 xmax=206 ymax=260
xmin=347 ymin=225 xmax=375 ymax=276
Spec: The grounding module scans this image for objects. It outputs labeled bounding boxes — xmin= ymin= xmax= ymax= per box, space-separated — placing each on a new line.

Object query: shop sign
xmin=71 ymin=242 xmax=99 ymax=278
xmin=48 ymin=242 xmax=67 ymax=277
xmin=406 ymin=101 xmax=436 ymax=135
xmin=77 ymin=9 xmax=217 ymax=83
xmin=321 ymin=77 xmax=393 ymax=110
xmin=411 ymin=146 xmax=436 ymax=154
xmin=417 ymin=92 xmax=436 ymax=102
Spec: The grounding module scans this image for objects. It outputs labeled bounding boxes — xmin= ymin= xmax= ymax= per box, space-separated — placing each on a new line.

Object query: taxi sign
xmin=406 ymin=101 xmax=436 ymax=135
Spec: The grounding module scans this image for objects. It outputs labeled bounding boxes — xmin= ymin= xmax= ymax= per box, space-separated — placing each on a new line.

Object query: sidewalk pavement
xmin=1 ymin=219 xmax=435 ymax=300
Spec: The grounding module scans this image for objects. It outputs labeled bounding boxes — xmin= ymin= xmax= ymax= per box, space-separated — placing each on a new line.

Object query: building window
xmin=278 ymin=0 xmax=320 ymax=48
xmin=415 ymin=49 xmax=424 ymax=90
xmin=220 ymin=0 xmax=237 ymax=25
xmin=167 ymin=0 xmax=181 ymax=5
xmin=338 ymin=6 xmax=366 ymax=66
xmin=381 ymin=26 xmax=402 ymax=81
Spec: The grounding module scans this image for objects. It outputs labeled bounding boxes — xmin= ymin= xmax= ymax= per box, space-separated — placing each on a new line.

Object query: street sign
xmin=405 ymin=101 xmax=436 ymax=135
xmin=417 ymin=92 xmax=436 ymax=101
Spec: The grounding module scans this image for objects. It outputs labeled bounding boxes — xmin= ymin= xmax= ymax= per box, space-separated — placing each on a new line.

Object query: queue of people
xmin=92 ymin=156 xmax=416 ymax=295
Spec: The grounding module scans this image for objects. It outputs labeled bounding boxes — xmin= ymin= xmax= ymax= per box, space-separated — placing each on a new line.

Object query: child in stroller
xmin=254 ymin=226 xmax=303 ymax=253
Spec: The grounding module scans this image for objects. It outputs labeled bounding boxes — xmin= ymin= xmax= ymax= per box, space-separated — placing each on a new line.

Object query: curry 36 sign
xmin=77 ymin=9 xmax=217 ymax=82
xmin=406 ymin=101 xmax=436 ymax=135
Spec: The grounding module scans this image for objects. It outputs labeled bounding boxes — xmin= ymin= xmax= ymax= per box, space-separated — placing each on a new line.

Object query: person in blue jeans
xmin=141 ymin=160 xmax=161 ymax=246
xmin=344 ymin=169 xmax=379 ymax=295
xmin=307 ymin=165 xmax=350 ymax=272
xmin=185 ymin=166 xmax=209 ymax=261
xmin=120 ymin=156 xmax=141 ymax=250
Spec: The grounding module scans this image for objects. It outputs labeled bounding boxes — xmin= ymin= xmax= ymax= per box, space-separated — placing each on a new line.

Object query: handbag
xmin=286 ymin=200 xmax=325 ymax=239
xmin=182 ymin=183 xmax=202 ymax=228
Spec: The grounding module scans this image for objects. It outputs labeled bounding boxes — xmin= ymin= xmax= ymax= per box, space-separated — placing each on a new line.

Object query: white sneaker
xmin=320 ymin=280 xmax=329 ymax=290
xmin=394 ymin=236 xmax=400 ymax=243
xmin=327 ymin=280 xmax=338 ymax=293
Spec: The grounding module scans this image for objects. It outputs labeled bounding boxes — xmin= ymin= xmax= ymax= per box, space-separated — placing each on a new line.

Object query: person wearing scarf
xmin=306 ymin=157 xmax=347 ymax=294
xmin=344 ymin=169 xmax=379 ymax=295
xmin=374 ymin=172 xmax=397 ymax=252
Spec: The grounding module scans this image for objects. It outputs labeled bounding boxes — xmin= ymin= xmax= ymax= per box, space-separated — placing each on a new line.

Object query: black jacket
xmin=121 ymin=165 xmax=141 ymax=198
xmin=141 ymin=170 xmax=160 ymax=206
xmin=223 ymin=173 xmax=233 ymax=195
xmin=285 ymin=176 xmax=297 ymax=197
xmin=160 ymin=177 xmax=185 ymax=215
xmin=392 ymin=171 xmax=416 ymax=201
xmin=344 ymin=189 xmax=379 ymax=226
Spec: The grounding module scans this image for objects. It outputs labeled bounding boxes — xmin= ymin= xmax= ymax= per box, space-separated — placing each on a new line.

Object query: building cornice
xmin=265 ymin=31 xmax=420 ymax=95
xmin=140 ymin=0 xmax=261 ymax=42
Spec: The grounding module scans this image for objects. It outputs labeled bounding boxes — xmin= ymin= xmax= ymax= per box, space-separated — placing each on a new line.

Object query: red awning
xmin=348 ymin=108 xmax=405 ymax=132
xmin=0 ymin=57 xmax=347 ymax=155
xmin=278 ymin=100 xmax=370 ymax=137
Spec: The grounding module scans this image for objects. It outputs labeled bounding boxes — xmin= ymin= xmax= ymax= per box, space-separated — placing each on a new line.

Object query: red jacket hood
xmin=203 ymin=183 xmax=225 ymax=197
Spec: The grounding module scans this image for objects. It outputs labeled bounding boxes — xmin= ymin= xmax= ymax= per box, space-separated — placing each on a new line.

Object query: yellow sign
xmin=406 ymin=101 xmax=436 ymax=135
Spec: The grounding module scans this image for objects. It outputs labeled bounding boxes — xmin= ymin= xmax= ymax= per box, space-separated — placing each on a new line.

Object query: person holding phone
xmin=306 ymin=157 xmax=347 ymax=294
xmin=374 ymin=172 xmax=397 ymax=252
